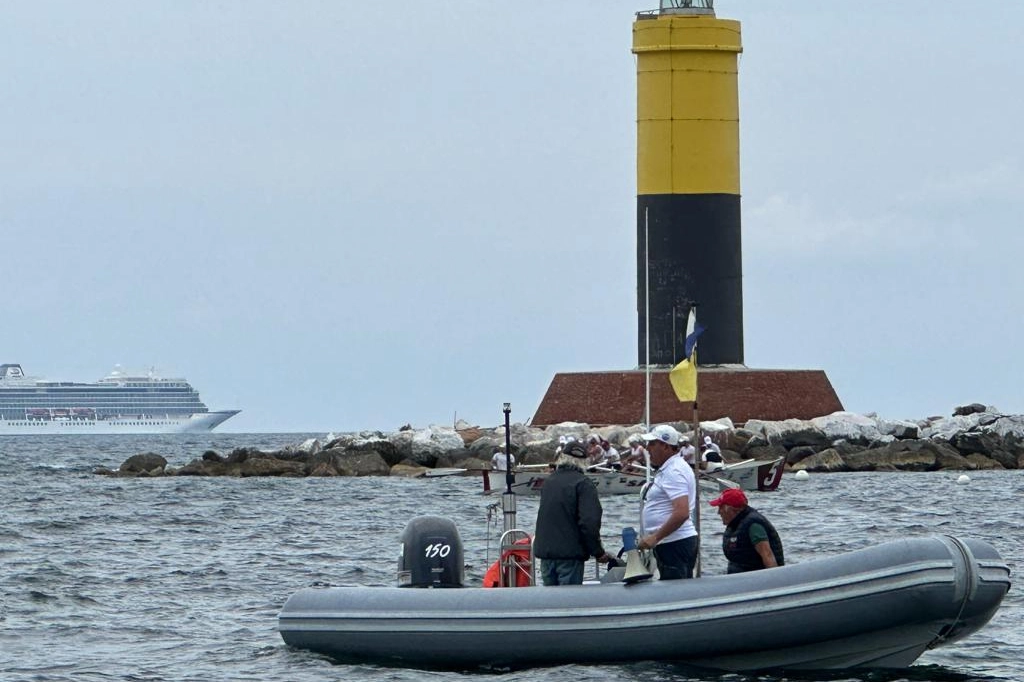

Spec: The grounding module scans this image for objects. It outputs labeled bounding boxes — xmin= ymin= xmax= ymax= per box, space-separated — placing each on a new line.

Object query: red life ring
xmin=483 ymin=537 xmax=532 ymax=587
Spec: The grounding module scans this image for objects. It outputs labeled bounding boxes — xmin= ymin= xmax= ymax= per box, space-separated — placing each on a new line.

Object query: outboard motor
xmin=397 ymin=515 xmax=465 ymax=588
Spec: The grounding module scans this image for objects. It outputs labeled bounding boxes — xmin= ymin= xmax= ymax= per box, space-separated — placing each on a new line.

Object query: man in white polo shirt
xmin=636 ymin=424 xmax=699 ymax=579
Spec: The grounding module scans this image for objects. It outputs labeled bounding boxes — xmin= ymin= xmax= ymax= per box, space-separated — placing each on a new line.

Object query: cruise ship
xmin=0 ymin=363 xmax=239 ymax=435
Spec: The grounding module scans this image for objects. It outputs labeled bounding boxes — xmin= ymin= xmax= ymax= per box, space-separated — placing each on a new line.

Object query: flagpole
xmin=691 ymin=305 xmax=701 ymax=577
xmin=644 ymin=206 xmax=651 ymax=429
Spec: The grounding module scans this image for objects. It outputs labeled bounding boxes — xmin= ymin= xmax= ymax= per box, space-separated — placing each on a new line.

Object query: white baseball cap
xmin=641 ymin=424 xmax=682 ymax=447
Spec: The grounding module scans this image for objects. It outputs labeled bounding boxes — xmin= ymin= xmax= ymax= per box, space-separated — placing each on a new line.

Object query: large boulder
xmin=175 ymin=458 xmax=222 ymax=476
xmin=224 ymin=447 xmax=264 ymax=464
xmin=619 ymin=425 xmax=648 ymax=443
xmin=933 ymin=444 xmax=977 ymax=470
xmin=389 ymin=427 xmax=466 ymax=467
xmin=345 ymin=438 xmax=403 ymax=466
xmin=785 ymin=445 xmax=818 ymax=466
xmin=725 ymin=428 xmax=759 ymax=454
xmin=844 ymin=440 xmax=974 ymax=472
xmin=745 ymin=444 xmax=789 ymax=463
xmin=964 ymin=453 xmax=1004 ymax=470
xmin=988 ymin=414 xmax=1024 ymax=439
xmin=508 ymin=421 xmax=534 ymax=441
xmin=700 ymin=417 xmax=735 ymax=434
xmin=451 ymin=455 xmax=490 ymax=471
xmin=921 ymin=411 xmax=999 ymax=441
xmin=791 ymin=448 xmax=846 ymax=472
xmin=297 ymin=438 xmax=322 ymax=454
xmin=953 ymin=402 xmax=988 ymax=416
xmin=596 ymin=425 xmax=631 ymax=446
xmin=952 ymin=431 xmax=1009 ymax=461
xmin=434 ymin=449 xmax=470 ymax=468
xmin=745 ymin=418 xmax=830 ymax=449
xmin=333 ymin=450 xmax=391 ymax=476
xmin=809 ymin=412 xmax=885 ymax=445
xmin=542 ymin=422 xmax=592 ymax=444
xmin=455 ymin=426 xmax=485 ymax=445
xmin=308 ymin=461 xmax=340 ymax=476
xmin=843 ymin=445 xmax=937 ymax=472
xmin=875 ymin=417 xmax=920 ymax=440
xmin=513 ymin=443 xmax=555 ymax=466
xmin=466 ymin=435 xmax=509 ymax=458
xmin=302 ymin=450 xmax=342 ymax=475
xmin=119 ymin=452 xmax=168 ymax=475
xmin=390 ymin=463 xmax=430 ymax=478
xmin=323 ymin=430 xmax=387 ymax=450
xmin=830 ymin=440 xmax=867 ymax=457
xmin=239 ymin=457 xmax=305 ymax=477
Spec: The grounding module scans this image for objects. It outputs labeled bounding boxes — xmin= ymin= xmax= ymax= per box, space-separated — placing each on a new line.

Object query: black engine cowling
xmin=397 ymin=515 xmax=464 ymax=588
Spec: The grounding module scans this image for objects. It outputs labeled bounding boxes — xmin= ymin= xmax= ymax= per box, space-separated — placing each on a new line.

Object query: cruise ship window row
xmin=1 ymin=399 xmax=205 ymax=403
xmin=4 ymin=390 xmax=201 ymax=396
xmin=2 ymin=394 xmax=203 ymax=399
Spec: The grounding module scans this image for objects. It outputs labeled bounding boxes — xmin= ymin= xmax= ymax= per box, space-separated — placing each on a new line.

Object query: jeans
xmin=539 ymin=558 xmax=585 ymax=586
xmin=653 ymin=536 xmax=698 ymax=579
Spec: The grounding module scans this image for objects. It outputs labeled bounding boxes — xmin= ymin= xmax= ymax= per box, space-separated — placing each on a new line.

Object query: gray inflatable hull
xmin=278 ymin=535 xmax=1010 ymax=671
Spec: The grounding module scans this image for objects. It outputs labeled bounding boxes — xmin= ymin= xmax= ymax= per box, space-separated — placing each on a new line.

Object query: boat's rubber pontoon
xmin=279 ymin=525 xmax=1010 ymax=672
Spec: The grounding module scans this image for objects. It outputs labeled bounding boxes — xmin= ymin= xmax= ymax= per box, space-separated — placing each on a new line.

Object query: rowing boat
xmin=482 ymin=456 xmax=785 ymax=495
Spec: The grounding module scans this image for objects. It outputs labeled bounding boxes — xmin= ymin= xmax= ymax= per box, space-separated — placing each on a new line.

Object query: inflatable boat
xmin=278 ymin=517 xmax=1010 ymax=672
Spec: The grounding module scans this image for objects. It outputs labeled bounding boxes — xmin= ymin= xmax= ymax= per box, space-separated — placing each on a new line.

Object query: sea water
xmin=1 ymin=433 xmax=1020 ymax=682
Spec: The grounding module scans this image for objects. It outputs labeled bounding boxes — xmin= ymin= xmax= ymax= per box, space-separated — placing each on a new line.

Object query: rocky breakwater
xmin=736 ymin=403 xmax=1024 ymax=472
xmin=94 ymin=426 xmax=482 ymax=478
xmin=95 ymin=403 xmax=1024 ymax=479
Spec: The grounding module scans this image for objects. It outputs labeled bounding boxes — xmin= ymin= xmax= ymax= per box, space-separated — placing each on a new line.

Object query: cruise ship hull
xmin=0 ymin=410 xmax=240 ymax=435
xmin=1 ymin=363 xmax=239 ymax=435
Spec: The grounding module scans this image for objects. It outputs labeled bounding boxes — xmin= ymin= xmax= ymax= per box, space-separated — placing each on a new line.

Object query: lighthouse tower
xmin=531 ymin=2 xmax=843 ymax=427
xmin=633 ymin=0 xmax=743 ymax=367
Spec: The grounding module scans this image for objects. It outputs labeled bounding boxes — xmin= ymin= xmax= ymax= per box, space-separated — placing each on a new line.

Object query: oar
xmin=701 ymin=472 xmax=740 ymax=490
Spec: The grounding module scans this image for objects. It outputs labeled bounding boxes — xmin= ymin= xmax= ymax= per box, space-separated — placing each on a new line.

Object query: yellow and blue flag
xmin=669 ymin=309 xmax=705 ymax=402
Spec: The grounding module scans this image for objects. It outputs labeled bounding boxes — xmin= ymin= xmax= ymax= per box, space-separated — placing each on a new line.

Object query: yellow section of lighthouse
xmin=633 ymin=16 xmax=742 ymax=195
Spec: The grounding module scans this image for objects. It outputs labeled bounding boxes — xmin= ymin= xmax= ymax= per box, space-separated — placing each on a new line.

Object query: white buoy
xmin=956 ymin=474 xmax=971 ymax=485
xmin=794 ymin=470 xmax=810 ymax=481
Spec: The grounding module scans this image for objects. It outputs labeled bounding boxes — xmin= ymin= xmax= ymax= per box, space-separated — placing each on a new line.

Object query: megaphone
xmin=620 ymin=527 xmax=653 ymax=584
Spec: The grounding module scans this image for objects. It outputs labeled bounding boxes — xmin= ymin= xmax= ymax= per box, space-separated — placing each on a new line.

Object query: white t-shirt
xmin=641 ymin=454 xmax=697 ymax=543
xmin=491 ymin=452 xmax=514 ymax=471
xmin=679 ymin=443 xmax=697 ymax=465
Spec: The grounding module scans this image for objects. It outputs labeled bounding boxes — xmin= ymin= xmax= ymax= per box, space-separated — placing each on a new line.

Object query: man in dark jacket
xmin=709 ymin=488 xmax=785 ymax=573
xmin=533 ymin=441 xmax=612 ymax=585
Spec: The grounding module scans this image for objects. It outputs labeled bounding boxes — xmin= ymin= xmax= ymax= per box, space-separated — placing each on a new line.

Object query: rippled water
xmin=1 ymin=434 xmax=1020 ymax=682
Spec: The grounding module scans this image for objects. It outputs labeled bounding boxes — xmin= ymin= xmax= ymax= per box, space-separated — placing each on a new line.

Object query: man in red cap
xmin=709 ymin=488 xmax=785 ymax=574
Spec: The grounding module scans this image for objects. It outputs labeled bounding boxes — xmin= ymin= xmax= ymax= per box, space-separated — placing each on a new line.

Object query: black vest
xmin=722 ymin=507 xmax=785 ymax=573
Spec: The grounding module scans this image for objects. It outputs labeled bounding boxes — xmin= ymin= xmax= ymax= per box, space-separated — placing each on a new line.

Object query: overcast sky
xmin=4 ymin=1 xmax=1022 ymax=433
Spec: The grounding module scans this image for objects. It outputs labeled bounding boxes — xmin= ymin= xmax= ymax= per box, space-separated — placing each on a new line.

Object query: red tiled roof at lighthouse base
xmin=531 ymin=367 xmax=843 ymax=427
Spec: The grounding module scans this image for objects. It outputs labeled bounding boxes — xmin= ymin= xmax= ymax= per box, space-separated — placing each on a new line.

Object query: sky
xmin=4 ymin=1 xmax=1022 ymax=433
